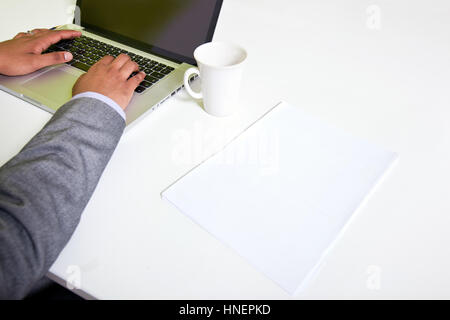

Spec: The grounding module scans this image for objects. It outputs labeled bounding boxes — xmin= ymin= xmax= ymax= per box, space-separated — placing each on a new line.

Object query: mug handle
xmin=184 ymin=67 xmax=203 ymax=99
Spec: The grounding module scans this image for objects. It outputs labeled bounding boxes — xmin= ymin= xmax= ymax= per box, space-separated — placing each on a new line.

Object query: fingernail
xmin=64 ymin=52 xmax=73 ymax=61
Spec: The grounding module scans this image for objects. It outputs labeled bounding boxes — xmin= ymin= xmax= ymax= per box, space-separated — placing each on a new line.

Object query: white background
xmin=1 ymin=0 xmax=450 ymax=299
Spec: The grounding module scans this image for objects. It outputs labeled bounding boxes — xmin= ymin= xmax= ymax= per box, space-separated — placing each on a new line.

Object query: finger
xmin=110 ymin=54 xmax=131 ymax=69
xmin=119 ymin=60 xmax=139 ymax=79
xmin=34 ymin=30 xmax=82 ymax=52
xmin=45 ymin=30 xmax=82 ymax=42
xmin=95 ymin=55 xmax=115 ymax=66
xmin=127 ymin=71 xmax=146 ymax=90
xmin=30 ymin=28 xmax=49 ymax=35
xmin=32 ymin=51 xmax=73 ymax=70
xmin=14 ymin=32 xmax=28 ymax=39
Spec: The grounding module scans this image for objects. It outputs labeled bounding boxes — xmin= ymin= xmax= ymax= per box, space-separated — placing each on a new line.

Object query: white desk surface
xmin=1 ymin=0 xmax=450 ymax=299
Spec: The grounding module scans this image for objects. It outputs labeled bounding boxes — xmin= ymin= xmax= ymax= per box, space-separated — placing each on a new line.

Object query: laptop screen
xmin=77 ymin=0 xmax=223 ymax=65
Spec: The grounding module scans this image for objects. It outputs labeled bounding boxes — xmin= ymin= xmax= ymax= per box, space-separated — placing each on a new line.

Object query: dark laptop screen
xmin=77 ymin=0 xmax=222 ymax=65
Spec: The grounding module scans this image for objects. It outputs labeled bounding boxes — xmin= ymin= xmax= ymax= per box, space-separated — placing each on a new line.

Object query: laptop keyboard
xmin=43 ymin=35 xmax=175 ymax=94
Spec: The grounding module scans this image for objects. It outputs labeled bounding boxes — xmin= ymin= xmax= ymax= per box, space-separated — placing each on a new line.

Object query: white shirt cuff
xmin=70 ymin=92 xmax=126 ymax=121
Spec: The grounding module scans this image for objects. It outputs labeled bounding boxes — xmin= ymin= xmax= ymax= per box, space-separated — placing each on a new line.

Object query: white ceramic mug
xmin=184 ymin=42 xmax=247 ymax=117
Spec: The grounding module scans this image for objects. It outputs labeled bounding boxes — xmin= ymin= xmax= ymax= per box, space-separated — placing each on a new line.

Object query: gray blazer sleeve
xmin=0 ymin=97 xmax=125 ymax=299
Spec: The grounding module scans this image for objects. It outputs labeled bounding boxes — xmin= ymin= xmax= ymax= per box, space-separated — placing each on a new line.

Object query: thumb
xmin=33 ymin=51 xmax=73 ymax=69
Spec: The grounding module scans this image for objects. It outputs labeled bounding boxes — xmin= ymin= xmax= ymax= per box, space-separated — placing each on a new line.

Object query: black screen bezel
xmin=75 ymin=0 xmax=223 ymax=66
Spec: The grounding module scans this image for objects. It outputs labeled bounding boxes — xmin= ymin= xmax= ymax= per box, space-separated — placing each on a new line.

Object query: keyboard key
xmin=134 ymin=86 xmax=146 ymax=93
xmin=145 ymin=75 xmax=159 ymax=83
xmin=149 ymin=71 xmax=165 ymax=79
xmin=140 ymin=81 xmax=152 ymax=88
xmin=160 ymin=68 xmax=172 ymax=75
xmin=71 ymin=62 xmax=90 ymax=72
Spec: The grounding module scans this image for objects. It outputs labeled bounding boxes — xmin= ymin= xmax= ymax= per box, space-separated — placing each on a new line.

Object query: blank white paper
xmin=162 ymin=101 xmax=397 ymax=294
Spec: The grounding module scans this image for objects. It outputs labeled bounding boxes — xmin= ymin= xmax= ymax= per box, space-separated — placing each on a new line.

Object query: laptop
xmin=0 ymin=0 xmax=223 ymax=129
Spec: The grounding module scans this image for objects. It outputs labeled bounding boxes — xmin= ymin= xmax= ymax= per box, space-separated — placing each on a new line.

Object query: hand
xmin=72 ymin=54 xmax=146 ymax=110
xmin=0 ymin=28 xmax=81 ymax=76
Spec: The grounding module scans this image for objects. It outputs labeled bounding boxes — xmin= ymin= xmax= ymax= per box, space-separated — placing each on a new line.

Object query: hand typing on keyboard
xmin=72 ymin=54 xmax=146 ymax=110
xmin=0 ymin=28 xmax=81 ymax=76
xmin=46 ymin=35 xmax=175 ymax=94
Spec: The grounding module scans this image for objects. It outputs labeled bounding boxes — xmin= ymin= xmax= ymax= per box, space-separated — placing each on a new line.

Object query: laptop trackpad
xmin=22 ymin=67 xmax=80 ymax=110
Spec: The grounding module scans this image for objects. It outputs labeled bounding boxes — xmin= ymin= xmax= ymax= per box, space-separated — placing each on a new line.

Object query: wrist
xmin=73 ymin=89 xmax=127 ymax=111
xmin=71 ymin=91 xmax=126 ymax=121
xmin=0 ymin=41 xmax=9 ymax=75
xmin=0 ymin=53 xmax=6 ymax=75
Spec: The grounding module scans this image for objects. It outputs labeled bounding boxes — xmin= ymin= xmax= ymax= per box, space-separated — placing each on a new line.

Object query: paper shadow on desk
xmin=162 ymin=101 xmax=397 ymax=295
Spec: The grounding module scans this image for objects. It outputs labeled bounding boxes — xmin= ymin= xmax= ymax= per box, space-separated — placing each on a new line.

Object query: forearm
xmin=0 ymin=97 xmax=125 ymax=299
